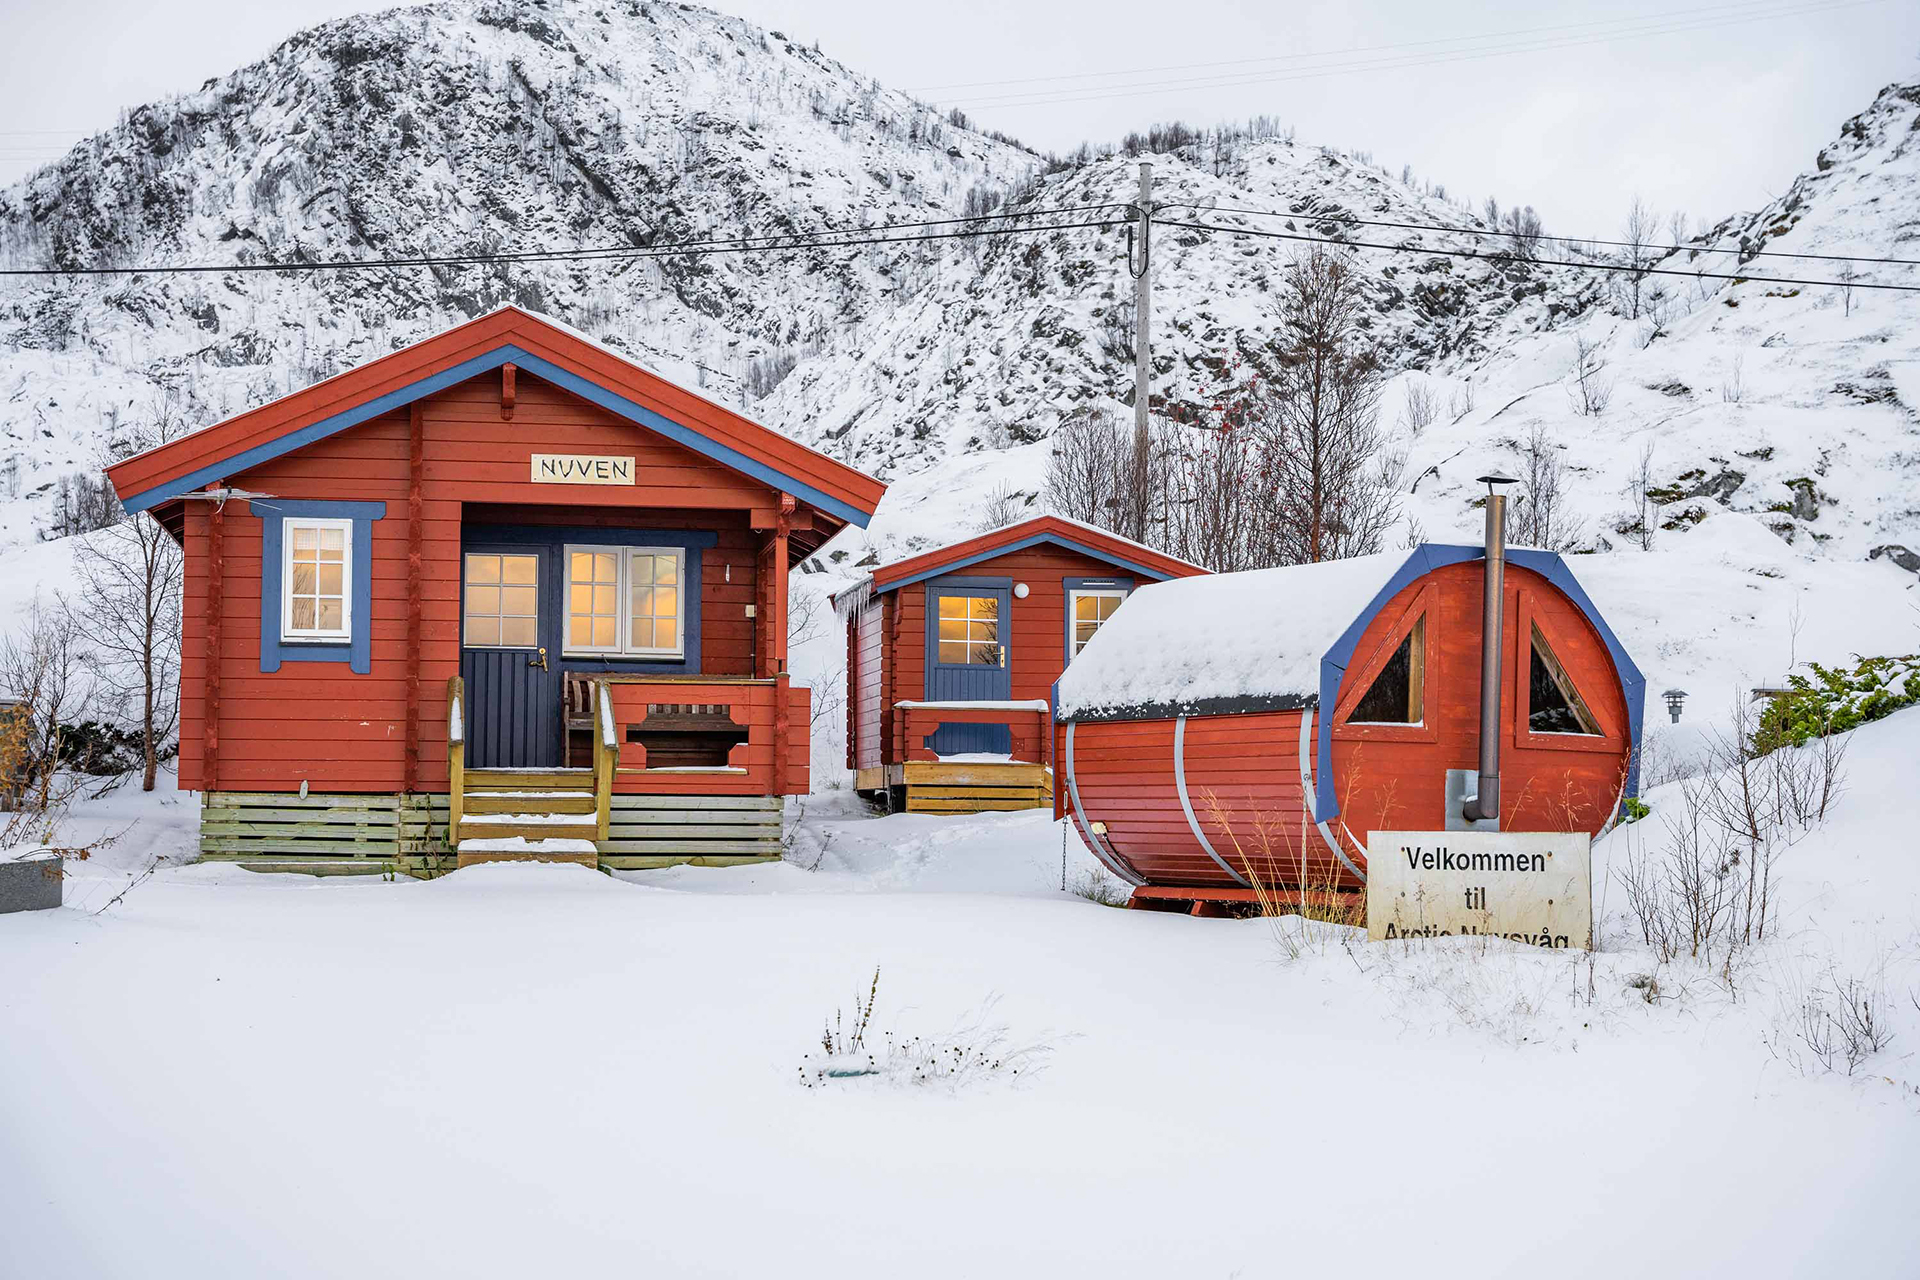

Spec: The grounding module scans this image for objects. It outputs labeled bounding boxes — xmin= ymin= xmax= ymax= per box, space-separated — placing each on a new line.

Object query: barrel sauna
xmin=1052 ymin=543 xmax=1645 ymax=903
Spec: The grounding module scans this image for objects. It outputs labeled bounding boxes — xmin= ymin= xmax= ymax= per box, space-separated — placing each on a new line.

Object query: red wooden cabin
xmin=1051 ymin=542 xmax=1646 ymax=908
xmin=104 ymin=307 xmax=885 ymax=873
xmin=838 ymin=515 xmax=1206 ymax=812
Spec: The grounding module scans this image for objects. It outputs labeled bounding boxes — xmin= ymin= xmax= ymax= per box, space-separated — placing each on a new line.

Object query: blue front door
xmin=924 ymin=582 xmax=1013 ymax=756
xmin=460 ymin=543 xmax=564 ymax=769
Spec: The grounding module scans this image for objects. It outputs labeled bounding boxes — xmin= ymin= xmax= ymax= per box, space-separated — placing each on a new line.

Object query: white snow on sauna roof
xmin=1054 ymin=549 xmax=1419 ymax=718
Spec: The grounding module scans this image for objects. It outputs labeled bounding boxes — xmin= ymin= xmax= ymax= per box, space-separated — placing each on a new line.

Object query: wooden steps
xmin=454 ymin=770 xmax=603 ymax=867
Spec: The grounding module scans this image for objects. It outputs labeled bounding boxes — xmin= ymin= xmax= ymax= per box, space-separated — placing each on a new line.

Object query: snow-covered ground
xmin=5 ymin=709 xmax=1917 ymax=1278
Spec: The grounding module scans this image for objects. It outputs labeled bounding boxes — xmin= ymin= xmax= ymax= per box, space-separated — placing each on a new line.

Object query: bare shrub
xmin=45 ymin=472 xmax=122 ymax=540
xmin=796 ymin=969 xmax=1053 ymax=1089
xmin=0 ymin=600 xmax=96 ymax=844
xmin=1448 ymin=379 xmax=1476 ymax=422
xmin=974 ymin=482 xmax=1030 ymax=532
xmin=1565 ymin=332 xmax=1613 ymax=416
xmin=1768 ymin=965 xmax=1897 ymax=1075
xmin=1721 ymin=351 xmax=1746 ymax=405
xmin=1397 ymin=377 xmax=1440 ymax=436
xmin=1614 ymin=696 xmax=1848 ymax=969
xmin=1067 ymin=865 xmax=1129 ymax=907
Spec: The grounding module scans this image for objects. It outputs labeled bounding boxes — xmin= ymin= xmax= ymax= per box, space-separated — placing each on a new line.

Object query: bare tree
xmin=1501 ymin=205 xmax=1544 ymax=260
xmin=74 ymin=514 xmax=183 ymax=791
xmin=1160 ymin=422 xmax=1262 ymax=572
xmin=1044 ymin=405 xmax=1162 ymax=544
xmin=1624 ymin=439 xmax=1659 ymax=551
xmin=973 ymin=482 xmax=1030 ymax=532
xmin=1448 ymin=379 xmax=1476 ymax=422
xmin=1511 ymin=425 xmax=1583 ymax=552
xmin=1249 ymin=245 xmax=1399 ymax=564
xmin=1619 ymin=196 xmax=1658 ymax=320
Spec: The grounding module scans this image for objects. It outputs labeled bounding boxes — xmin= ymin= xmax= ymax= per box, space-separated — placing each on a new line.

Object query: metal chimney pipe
xmin=1465 ymin=476 xmax=1515 ymax=825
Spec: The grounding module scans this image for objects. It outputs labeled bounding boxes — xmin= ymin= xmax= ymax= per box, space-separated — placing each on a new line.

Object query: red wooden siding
xmin=176 ymin=367 xmax=813 ymax=794
xmin=1326 ymin=562 xmax=1629 ymax=854
xmin=849 ymin=599 xmax=885 ymax=772
xmin=1060 ymin=561 xmax=1632 ymax=893
xmin=875 ymin=543 xmax=1136 ymax=769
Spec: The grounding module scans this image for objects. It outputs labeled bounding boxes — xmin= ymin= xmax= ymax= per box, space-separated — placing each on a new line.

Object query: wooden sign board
xmin=1366 ymin=830 xmax=1592 ymax=950
xmin=531 ymin=454 xmax=635 ymax=485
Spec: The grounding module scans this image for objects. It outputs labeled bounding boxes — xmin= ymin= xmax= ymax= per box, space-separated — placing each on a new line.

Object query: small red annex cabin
xmin=838 ymin=516 xmax=1207 ymax=812
xmin=105 ymin=307 xmax=885 ymax=872
xmin=1052 ymin=543 xmax=1646 ymax=909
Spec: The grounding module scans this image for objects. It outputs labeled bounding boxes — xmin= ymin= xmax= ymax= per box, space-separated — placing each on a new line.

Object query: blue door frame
xmin=460 ymin=541 xmax=564 ymax=769
xmin=923 ymin=577 xmax=1013 ymax=756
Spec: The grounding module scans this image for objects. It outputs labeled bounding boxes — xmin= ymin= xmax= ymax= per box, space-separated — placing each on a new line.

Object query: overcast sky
xmin=1 ymin=0 xmax=1914 ymax=235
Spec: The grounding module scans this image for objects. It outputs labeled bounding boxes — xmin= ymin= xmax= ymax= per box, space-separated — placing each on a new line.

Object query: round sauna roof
xmin=1055 ymin=549 xmax=1415 ymax=721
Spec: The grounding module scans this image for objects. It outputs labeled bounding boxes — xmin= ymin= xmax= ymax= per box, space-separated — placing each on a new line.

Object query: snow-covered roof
xmin=1055 ymin=550 xmax=1413 ymax=720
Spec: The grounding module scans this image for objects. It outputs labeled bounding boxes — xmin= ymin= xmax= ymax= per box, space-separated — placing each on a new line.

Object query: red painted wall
xmin=1061 ymin=562 xmax=1634 ymax=891
xmin=177 ymin=370 xmax=796 ymax=794
xmin=858 ymin=543 xmax=1143 ymax=770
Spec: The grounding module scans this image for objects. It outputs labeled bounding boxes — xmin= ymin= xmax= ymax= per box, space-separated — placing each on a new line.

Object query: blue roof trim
xmin=877 ymin=532 xmax=1180 ymax=593
xmin=121 ymin=344 xmax=874 ymax=528
xmin=1311 ymin=544 xmax=1646 ymax=823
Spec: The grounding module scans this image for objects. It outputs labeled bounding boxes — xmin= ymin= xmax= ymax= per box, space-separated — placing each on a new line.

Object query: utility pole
xmin=1130 ymin=160 xmax=1152 ymax=541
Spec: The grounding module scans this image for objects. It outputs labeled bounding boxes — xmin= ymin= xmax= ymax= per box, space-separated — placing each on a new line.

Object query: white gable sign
xmin=532 ymin=454 xmax=635 ymax=485
xmin=1366 ymin=830 xmax=1592 ymax=950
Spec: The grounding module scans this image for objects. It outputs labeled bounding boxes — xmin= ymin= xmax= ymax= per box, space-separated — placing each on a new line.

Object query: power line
xmin=945 ymin=0 xmax=1886 ymax=110
xmin=1154 ymin=201 xmax=1920 ymax=270
xmin=1155 ymin=217 xmax=1920 ymax=294
xmin=0 ymin=204 xmax=1129 ymax=279
xmin=913 ymin=0 xmax=1815 ymax=93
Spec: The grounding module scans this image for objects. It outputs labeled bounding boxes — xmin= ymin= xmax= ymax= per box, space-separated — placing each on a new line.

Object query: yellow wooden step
xmin=463 ymin=790 xmax=598 ymax=815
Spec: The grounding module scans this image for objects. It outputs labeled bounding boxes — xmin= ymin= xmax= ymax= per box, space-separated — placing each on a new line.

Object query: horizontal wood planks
xmin=850 ymin=598 xmax=884 ymax=773
xmin=198 ymin=791 xmax=782 ymax=872
xmin=903 ymin=761 xmax=1050 ymax=814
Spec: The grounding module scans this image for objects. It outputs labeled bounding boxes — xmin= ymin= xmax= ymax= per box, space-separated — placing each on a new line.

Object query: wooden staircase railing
xmin=447 ymin=675 xmax=465 ymax=845
xmin=593 ymin=677 xmax=616 ymax=841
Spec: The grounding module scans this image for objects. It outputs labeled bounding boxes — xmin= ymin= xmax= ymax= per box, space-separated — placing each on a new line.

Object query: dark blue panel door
xmin=925 ymin=584 xmax=1013 ymax=756
xmin=460 ymin=544 xmax=563 ymax=769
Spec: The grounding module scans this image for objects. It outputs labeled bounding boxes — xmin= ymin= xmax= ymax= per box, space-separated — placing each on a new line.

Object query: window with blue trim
xmin=250 ymin=499 xmax=385 ymax=675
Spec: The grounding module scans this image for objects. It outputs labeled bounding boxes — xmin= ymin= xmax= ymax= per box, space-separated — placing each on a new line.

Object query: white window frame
xmin=461 ymin=552 xmax=542 ymax=650
xmin=1068 ymin=588 xmax=1128 ymax=659
xmin=281 ymin=517 xmax=353 ymax=644
xmin=562 ymin=544 xmax=686 ymax=661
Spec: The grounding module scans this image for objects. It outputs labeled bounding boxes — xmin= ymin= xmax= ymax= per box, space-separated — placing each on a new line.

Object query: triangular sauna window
xmin=1349 ymin=617 xmax=1424 ymax=724
xmin=1529 ymin=623 xmax=1602 ymax=735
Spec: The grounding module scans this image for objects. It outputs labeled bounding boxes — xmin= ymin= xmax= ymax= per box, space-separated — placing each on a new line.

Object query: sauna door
xmin=459 ymin=545 xmax=564 ymax=769
xmin=924 ymin=583 xmax=1013 ymax=756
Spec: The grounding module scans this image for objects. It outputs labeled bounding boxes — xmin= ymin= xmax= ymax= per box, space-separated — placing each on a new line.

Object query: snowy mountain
xmin=0 ymin=0 xmax=1915 ymax=583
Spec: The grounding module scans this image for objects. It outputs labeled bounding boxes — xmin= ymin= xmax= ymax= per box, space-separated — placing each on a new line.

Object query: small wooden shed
xmin=1051 ymin=542 xmax=1645 ymax=907
xmin=104 ymin=307 xmax=886 ymax=873
xmin=839 ymin=516 xmax=1207 ymax=813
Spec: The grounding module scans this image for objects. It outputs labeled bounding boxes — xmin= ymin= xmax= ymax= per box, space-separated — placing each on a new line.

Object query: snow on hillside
xmin=6 ymin=707 xmax=1918 ymax=1278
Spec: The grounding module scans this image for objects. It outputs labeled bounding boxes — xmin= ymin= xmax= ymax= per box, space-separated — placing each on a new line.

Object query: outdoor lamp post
xmin=1663 ymin=688 xmax=1688 ymax=723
